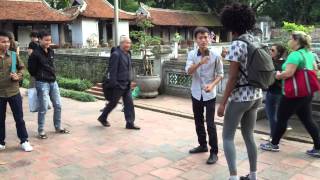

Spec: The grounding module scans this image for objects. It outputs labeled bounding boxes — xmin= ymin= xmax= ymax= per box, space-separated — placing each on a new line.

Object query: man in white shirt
xmin=185 ymin=27 xmax=224 ymax=165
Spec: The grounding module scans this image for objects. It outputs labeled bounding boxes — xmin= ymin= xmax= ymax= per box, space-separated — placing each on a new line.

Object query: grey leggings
xmin=223 ymin=99 xmax=262 ymax=175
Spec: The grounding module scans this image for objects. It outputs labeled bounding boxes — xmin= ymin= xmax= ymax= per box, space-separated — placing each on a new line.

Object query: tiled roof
xmin=80 ymin=0 xmax=135 ymax=20
xmin=0 ymin=0 xmax=74 ymax=22
xmin=146 ymin=7 xmax=221 ymax=27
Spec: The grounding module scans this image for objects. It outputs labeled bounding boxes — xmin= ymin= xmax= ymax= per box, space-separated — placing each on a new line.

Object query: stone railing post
xmin=152 ymin=45 xmax=172 ymax=94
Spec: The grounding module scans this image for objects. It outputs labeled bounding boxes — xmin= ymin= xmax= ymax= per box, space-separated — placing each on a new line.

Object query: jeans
xmin=99 ymin=88 xmax=135 ymax=124
xmin=271 ymin=96 xmax=320 ymax=149
xmin=0 ymin=93 xmax=29 ymax=145
xmin=36 ymin=81 xmax=62 ymax=133
xmin=265 ymin=91 xmax=282 ymax=137
xmin=223 ymin=99 xmax=262 ymax=175
xmin=191 ymin=96 xmax=218 ymax=154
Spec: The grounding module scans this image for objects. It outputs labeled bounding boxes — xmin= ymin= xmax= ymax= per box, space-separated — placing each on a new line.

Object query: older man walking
xmin=98 ymin=36 xmax=140 ymax=130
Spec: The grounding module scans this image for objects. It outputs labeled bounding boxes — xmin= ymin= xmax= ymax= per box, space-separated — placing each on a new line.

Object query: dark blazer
xmin=105 ymin=47 xmax=132 ymax=90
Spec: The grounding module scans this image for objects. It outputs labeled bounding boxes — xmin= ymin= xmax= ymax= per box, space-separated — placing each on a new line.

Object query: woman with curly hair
xmin=217 ymin=3 xmax=262 ymax=180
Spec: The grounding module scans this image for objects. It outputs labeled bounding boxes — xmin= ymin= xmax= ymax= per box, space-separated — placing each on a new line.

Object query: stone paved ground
xmin=134 ymin=95 xmax=320 ymax=143
xmin=1 ymin=91 xmax=320 ymax=180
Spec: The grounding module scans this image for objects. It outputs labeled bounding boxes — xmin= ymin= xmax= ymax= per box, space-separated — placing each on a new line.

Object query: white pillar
xmin=50 ymin=24 xmax=59 ymax=45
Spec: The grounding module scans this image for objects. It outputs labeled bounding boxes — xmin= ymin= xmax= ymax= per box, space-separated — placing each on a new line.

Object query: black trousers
xmin=271 ymin=96 xmax=320 ymax=149
xmin=99 ymin=88 xmax=135 ymax=124
xmin=0 ymin=93 xmax=29 ymax=145
xmin=192 ymin=96 xmax=218 ymax=154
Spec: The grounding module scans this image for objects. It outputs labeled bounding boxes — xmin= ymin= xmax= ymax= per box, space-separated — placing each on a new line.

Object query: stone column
xmin=152 ymin=45 xmax=172 ymax=94
xmin=59 ymin=24 xmax=66 ymax=46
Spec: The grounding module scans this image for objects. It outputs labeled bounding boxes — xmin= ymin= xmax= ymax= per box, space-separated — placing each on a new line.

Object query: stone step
xmin=86 ymin=89 xmax=104 ymax=97
xmin=91 ymin=86 xmax=103 ymax=92
xmin=96 ymin=83 xmax=103 ymax=88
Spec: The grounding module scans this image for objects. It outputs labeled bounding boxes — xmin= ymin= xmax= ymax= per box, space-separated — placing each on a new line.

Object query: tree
xmin=130 ymin=17 xmax=161 ymax=76
xmin=45 ymin=0 xmax=70 ymax=9
xmin=260 ymin=0 xmax=320 ymax=25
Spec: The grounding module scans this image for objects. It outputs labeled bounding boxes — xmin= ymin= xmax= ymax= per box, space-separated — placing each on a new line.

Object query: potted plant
xmin=130 ymin=17 xmax=161 ymax=98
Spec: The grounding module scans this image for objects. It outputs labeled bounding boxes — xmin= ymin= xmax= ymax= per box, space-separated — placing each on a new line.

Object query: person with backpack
xmin=0 ymin=31 xmax=33 ymax=152
xmin=217 ymin=3 xmax=274 ymax=180
xmin=260 ymin=31 xmax=320 ymax=158
xmin=265 ymin=44 xmax=287 ymax=140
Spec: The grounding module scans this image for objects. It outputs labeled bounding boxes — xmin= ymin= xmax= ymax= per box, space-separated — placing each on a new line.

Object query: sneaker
xmin=21 ymin=141 xmax=33 ymax=152
xmin=306 ymin=148 xmax=320 ymax=158
xmin=260 ymin=142 xmax=280 ymax=152
xmin=240 ymin=175 xmax=250 ymax=180
xmin=0 ymin=144 xmax=5 ymax=151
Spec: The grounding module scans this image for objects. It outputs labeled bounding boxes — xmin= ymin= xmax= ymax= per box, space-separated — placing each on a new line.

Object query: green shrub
xmin=22 ymin=79 xmax=30 ymax=89
xmin=57 ymin=77 xmax=93 ymax=91
xmin=60 ymin=88 xmax=96 ymax=102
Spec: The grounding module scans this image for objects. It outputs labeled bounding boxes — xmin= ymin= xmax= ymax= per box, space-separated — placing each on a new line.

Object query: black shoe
xmin=206 ymin=153 xmax=218 ymax=164
xmin=126 ymin=123 xmax=140 ymax=130
xmin=189 ymin=146 xmax=208 ymax=154
xmin=240 ymin=175 xmax=250 ymax=180
xmin=98 ymin=118 xmax=111 ymax=127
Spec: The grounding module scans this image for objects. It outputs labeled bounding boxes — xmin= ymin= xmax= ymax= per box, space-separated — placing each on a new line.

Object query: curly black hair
xmin=220 ymin=3 xmax=256 ymax=35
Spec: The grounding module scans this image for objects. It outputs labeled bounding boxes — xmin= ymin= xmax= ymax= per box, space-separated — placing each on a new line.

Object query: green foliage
xmin=57 ymin=77 xmax=93 ymax=92
xmin=130 ymin=17 xmax=161 ymax=76
xmin=108 ymin=0 xmax=140 ymax=12
xmin=45 ymin=0 xmax=70 ymax=9
xmin=22 ymin=79 xmax=30 ymax=89
xmin=282 ymin=22 xmax=315 ymax=34
xmin=260 ymin=0 xmax=320 ymax=25
xmin=60 ymin=88 xmax=96 ymax=102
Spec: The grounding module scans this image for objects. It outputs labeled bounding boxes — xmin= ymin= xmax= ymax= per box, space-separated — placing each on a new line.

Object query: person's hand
xmin=217 ymin=104 xmax=226 ymax=117
xmin=199 ymin=56 xmax=209 ymax=65
xmin=204 ymin=84 xmax=214 ymax=92
xmin=10 ymin=73 xmax=19 ymax=81
xmin=275 ymin=71 xmax=281 ymax=80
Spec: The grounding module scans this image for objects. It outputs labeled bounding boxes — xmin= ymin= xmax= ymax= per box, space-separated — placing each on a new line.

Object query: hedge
xmin=57 ymin=77 xmax=93 ymax=91
xmin=59 ymin=88 xmax=96 ymax=102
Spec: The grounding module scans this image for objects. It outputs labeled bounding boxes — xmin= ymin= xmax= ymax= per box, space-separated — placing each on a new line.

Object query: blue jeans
xmin=36 ymin=81 xmax=62 ymax=133
xmin=0 ymin=93 xmax=29 ymax=144
xmin=265 ymin=91 xmax=282 ymax=137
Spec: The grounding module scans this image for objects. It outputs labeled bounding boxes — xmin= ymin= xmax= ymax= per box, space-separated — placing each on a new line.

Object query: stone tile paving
xmin=0 ymin=91 xmax=320 ymax=180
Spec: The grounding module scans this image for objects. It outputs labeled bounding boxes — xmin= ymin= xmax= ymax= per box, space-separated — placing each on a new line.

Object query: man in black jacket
xmin=98 ymin=36 xmax=140 ymax=130
xmin=28 ymin=31 xmax=69 ymax=139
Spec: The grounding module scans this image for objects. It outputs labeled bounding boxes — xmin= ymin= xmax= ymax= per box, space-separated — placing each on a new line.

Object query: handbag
xmin=284 ymin=51 xmax=320 ymax=98
xmin=28 ymin=88 xmax=39 ymax=112
xmin=102 ymin=79 xmax=113 ymax=101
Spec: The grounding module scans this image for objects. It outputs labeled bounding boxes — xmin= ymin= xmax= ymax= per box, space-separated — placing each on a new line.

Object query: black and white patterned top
xmin=226 ymin=34 xmax=263 ymax=102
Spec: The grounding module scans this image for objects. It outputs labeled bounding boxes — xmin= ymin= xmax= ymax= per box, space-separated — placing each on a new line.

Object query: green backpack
xmin=236 ymin=38 xmax=275 ymax=90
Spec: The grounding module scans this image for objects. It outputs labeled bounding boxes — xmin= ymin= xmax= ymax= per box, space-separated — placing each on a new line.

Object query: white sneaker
xmin=0 ymin=144 xmax=5 ymax=151
xmin=21 ymin=141 xmax=33 ymax=152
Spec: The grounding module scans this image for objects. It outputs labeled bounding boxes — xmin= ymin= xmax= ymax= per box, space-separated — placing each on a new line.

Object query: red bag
xmin=284 ymin=51 xmax=320 ymax=98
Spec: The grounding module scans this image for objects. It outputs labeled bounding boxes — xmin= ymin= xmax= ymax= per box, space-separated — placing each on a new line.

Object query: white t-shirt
xmin=225 ymin=34 xmax=263 ymax=102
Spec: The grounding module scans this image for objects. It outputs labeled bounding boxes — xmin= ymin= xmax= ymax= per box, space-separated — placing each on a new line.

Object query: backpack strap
xmin=232 ymin=39 xmax=250 ymax=88
xmin=10 ymin=51 xmax=17 ymax=73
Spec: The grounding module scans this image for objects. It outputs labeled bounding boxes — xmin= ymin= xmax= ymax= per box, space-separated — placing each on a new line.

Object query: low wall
xmin=20 ymin=51 xmax=145 ymax=83
xmin=162 ymin=61 xmax=229 ymax=98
